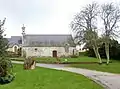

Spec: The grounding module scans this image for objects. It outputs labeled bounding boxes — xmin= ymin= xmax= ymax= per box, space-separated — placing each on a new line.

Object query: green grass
xmin=59 ymin=56 xmax=99 ymax=62
xmin=71 ymin=60 xmax=120 ymax=73
xmin=36 ymin=56 xmax=99 ymax=62
xmin=11 ymin=56 xmax=99 ymax=63
xmin=0 ymin=64 xmax=103 ymax=89
xmin=10 ymin=56 xmax=120 ymax=73
xmin=36 ymin=57 xmax=120 ymax=73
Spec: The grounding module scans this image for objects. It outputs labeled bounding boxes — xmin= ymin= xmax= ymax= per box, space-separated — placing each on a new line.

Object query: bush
xmin=85 ymin=39 xmax=120 ymax=60
xmin=0 ymin=57 xmax=15 ymax=84
xmin=0 ymin=73 xmax=15 ymax=84
xmin=70 ymin=55 xmax=78 ymax=58
xmin=10 ymin=58 xmax=24 ymax=61
xmin=85 ymin=48 xmax=96 ymax=57
xmin=60 ymin=55 xmax=71 ymax=58
xmin=7 ymin=51 xmax=20 ymax=58
xmin=79 ymin=52 xmax=87 ymax=56
xmin=0 ymin=18 xmax=15 ymax=84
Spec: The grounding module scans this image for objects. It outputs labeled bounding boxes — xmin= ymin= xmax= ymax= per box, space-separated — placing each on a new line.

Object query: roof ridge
xmin=11 ymin=36 xmax=21 ymax=37
xmin=25 ymin=34 xmax=72 ymax=36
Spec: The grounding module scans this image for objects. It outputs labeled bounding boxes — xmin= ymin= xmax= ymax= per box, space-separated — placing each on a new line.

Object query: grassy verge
xmin=10 ymin=56 xmax=120 ymax=73
xmin=10 ymin=56 xmax=100 ymax=64
xmin=71 ymin=60 xmax=120 ymax=73
xmin=0 ymin=64 xmax=103 ymax=89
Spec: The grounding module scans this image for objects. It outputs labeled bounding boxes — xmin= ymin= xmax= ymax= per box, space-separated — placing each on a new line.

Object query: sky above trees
xmin=0 ymin=0 xmax=119 ymax=39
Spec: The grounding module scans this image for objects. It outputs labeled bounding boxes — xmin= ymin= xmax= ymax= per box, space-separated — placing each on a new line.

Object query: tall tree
xmin=100 ymin=3 xmax=120 ymax=64
xmin=0 ymin=18 xmax=15 ymax=84
xmin=0 ymin=18 xmax=8 ymax=57
xmin=71 ymin=2 xmax=102 ymax=63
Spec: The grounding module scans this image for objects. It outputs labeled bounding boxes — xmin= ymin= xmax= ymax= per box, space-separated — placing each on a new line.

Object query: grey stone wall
xmin=23 ymin=47 xmax=75 ymax=57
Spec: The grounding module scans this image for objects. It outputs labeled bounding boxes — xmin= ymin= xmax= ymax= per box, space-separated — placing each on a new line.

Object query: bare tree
xmin=100 ymin=3 xmax=120 ymax=64
xmin=71 ymin=2 xmax=102 ymax=63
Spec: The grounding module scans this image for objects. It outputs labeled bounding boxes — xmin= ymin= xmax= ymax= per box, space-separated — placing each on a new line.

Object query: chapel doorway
xmin=52 ymin=50 xmax=57 ymax=57
xmin=14 ymin=46 xmax=17 ymax=54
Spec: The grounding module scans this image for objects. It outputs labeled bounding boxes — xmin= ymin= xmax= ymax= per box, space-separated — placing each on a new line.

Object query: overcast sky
xmin=0 ymin=0 xmax=119 ymax=38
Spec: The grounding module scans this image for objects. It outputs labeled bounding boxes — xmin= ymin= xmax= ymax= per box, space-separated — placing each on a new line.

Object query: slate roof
xmin=23 ymin=34 xmax=75 ymax=47
xmin=7 ymin=36 xmax=22 ymax=47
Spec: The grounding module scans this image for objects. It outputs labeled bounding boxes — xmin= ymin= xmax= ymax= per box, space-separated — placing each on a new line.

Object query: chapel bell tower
xmin=22 ymin=24 xmax=26 ymax=37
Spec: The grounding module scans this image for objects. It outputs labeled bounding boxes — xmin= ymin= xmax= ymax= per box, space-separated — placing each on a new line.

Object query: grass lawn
xmin=10 ymin=56 xmax=99 ymax=63
xmin=0 ymin=64 xmax=103 ymax=89
xmin=10 ymin=56 xmax=120 ymax=73
xmin=36 ymin=56 xmax=100 ymax=63
xmin=71 ymin=60 xmax=120 ymax=74
xmin=35 ymin=56 xmax=120 ymax=74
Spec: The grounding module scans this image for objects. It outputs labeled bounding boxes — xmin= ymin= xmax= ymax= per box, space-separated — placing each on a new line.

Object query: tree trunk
xmin=93 ymin=46 xmax=102 ymax=64
xmin=105 ymin=42 xmax=110 ymax=64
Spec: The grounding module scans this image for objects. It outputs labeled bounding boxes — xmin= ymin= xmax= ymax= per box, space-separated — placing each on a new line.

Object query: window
xmin=35 ymin=48 xmax=38 ymax=52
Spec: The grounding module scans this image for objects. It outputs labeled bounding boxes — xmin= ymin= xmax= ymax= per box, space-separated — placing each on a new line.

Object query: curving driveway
xmin=13 ymin=61 xmax=120 ymax=89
